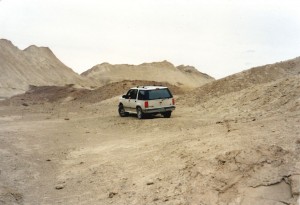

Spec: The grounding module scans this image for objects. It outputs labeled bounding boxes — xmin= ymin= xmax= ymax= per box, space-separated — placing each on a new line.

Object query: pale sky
xmin=1 ymin=0 xmax=300 ymax=79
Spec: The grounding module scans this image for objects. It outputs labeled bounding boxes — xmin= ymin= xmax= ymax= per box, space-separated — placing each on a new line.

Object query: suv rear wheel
xmin=162 ymin=111 xmax=172 ymax=118
xmin=137 ymin=107 xmax=144 ymax=119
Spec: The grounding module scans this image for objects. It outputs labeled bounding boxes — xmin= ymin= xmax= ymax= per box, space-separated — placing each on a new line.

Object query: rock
xmin=55 ymin=184 xmax=65 ymax=190
xmin=108 ymin=192 xmax=117 ymax=198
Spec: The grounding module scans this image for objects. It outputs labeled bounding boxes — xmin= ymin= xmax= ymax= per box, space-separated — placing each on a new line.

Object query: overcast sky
xmin=1 ymin=0 xmax=300 ymax=79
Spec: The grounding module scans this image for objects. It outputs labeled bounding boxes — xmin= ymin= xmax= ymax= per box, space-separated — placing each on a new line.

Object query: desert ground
xmin=0 ymin=76 xmax=300 ymax=205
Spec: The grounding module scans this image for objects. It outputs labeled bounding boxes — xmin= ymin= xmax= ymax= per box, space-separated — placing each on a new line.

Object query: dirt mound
xmin=77 ymin=80 xmax=183 ymax=104
xmin=183 ymin=56 xmax=300 ymax=106
xmin=3 ymin=80 xmax=183 ymax=106
xmin=180 ymin=76 xmax=300 ymax=122
xmin=3 ymin=85 xmax=88 ymax=105
xmin=81 ymin=61 xmax=214 ymax=87
xmin=234 ymin=76 xmax=300 ymax=115
xmin=0 ymin=39 xmax=95 ymax=98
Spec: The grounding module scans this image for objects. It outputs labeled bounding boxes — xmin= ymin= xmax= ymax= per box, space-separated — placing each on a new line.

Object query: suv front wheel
xmin=118 ymin=105 xmax=128 ymax=117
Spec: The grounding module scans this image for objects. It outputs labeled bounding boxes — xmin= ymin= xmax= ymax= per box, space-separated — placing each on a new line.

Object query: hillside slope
xmin=0 ymin=39 xmax=92 ymax=98
xmin=81 ymin=61 xmax=214 ymax=87
xmin=183 ymin=56 xmax=300 ymax=105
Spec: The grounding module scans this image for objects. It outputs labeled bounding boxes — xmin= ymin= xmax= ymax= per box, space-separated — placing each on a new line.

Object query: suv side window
xmin=138 ymin=90 xmax=146 ymax=100
xmin=127 ymin=89 xmax=138 ymax=99
xmin=125 ymin=90 xmax=131 ymax=99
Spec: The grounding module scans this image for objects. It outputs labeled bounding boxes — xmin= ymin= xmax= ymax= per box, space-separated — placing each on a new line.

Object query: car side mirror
xmin=122 ymin=95 xmax=127 ymax=99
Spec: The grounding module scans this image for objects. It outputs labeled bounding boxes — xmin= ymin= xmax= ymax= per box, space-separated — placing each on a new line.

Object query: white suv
xmin=118 ymin=86 xmax=175 ymax=119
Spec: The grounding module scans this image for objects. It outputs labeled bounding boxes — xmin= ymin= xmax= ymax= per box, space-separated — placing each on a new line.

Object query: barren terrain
xmin=1 ymin=75 xmax=300 ymax=205
xmin=1 ymin=39 xmax=300 ymax=204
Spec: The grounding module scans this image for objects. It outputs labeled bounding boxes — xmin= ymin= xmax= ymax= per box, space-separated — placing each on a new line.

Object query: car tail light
xmin=172 ymin=98 xmax=175 ymax=105
xmin=144 ymin=101 xmax=149 ymax=108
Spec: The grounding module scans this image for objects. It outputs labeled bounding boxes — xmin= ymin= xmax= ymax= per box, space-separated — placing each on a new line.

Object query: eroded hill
xmin=81 ymin=61 xmax=214 ymax=87
xmin=0 ymin=39 xmax=94 ymax=98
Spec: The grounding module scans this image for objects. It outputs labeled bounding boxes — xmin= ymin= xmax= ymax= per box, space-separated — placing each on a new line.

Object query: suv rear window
xmin=138 ymin=88 xmax=172 ymax=100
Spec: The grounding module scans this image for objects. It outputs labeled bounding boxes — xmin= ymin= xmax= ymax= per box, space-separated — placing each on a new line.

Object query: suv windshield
xmin=138 ymin=88 xmax=172 ymax=100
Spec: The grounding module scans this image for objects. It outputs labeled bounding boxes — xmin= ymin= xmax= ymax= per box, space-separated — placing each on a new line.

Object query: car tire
xmin=118 ymin=105 xmax=128 ymax=117
xmin=136 ymin=107 xmax=144 ymax=119
xmin=162 ymin=111 xmax=172 ymax=118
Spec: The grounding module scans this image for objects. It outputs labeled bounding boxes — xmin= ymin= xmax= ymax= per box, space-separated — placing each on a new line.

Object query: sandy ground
xmin=0 ymin=86 xmax=300 ymax=205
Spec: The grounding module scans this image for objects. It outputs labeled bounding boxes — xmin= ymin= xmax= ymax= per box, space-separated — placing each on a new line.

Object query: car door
xmin=122 ymin=89 xmax=132 ymax=111
xmin=128 ymin=89 xmax=138 ymax=112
